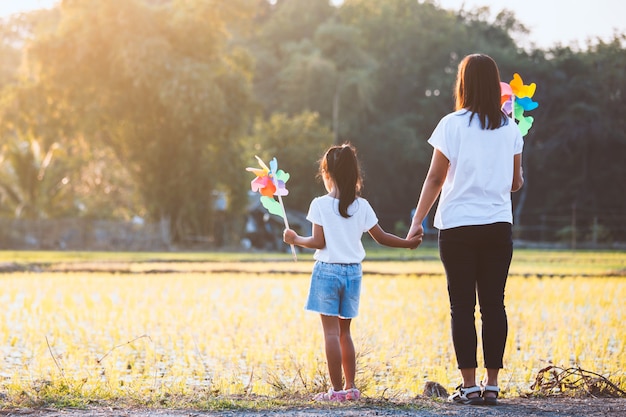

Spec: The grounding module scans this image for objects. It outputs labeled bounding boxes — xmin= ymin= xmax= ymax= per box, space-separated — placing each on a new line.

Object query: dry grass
xmin=0 ymin=248 xmax=623 ymax=407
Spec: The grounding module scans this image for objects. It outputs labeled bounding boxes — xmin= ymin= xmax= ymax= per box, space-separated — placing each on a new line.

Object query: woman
xmin=407 ymin=54 xmax=524 ymax=406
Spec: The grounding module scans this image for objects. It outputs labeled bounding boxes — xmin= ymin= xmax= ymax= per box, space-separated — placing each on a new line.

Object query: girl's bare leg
xmin=320 ymin=314 xmax=343 ymax=391
xmin=339 ymin=318 xmax=356 ymax=389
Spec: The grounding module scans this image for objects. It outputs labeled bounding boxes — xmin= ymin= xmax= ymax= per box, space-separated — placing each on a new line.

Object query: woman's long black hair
xmin=455 ymin=53 xmax=508 ymax=130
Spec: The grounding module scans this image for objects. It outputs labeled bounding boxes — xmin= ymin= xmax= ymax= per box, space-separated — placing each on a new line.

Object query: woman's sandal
xmin=481 ymin=383 xmax=500 ymax=406
xmin=448 ymin=385 xmax=483 ymax=405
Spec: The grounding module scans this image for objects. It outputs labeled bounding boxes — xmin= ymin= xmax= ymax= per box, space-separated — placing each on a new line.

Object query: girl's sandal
xmin=313 ymin=388 xmax=346 ymax=402
xmin=344 ymin=388 xmax=361 ymax=400
xmin=481 ymin=383 xmax=500 ymax=406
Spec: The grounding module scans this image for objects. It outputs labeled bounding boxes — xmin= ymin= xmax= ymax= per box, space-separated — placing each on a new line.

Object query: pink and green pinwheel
xmin=500 ymin=73 xmax=539 ymax=136
xmin=246 ymin=155 xmax=297 ymax=260
xmin=246 ymin=156 xmax=290 ymax=218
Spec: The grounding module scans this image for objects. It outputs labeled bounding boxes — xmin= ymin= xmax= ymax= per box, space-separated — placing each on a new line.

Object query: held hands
xmin=407 ymin=233 xmax=423 ymax=249
xmin=406 ymin=223 xmax=424 ymax=250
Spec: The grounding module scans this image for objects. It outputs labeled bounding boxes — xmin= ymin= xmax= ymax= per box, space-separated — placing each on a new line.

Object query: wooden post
xmin=571 ymin=203 xmax=577 ymax=250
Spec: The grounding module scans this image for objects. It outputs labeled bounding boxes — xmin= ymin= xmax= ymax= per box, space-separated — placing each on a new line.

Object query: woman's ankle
xmin=484 ymin=369 xmax=499 ymax=387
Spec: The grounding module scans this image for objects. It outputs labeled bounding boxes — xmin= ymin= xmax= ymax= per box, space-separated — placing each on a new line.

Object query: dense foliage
xmin=0 ymin=0 xmax=624 ymax=244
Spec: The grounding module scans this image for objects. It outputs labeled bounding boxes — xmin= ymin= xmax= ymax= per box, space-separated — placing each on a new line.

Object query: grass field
xmin=0 ymin=247 xmax=624 ymax=407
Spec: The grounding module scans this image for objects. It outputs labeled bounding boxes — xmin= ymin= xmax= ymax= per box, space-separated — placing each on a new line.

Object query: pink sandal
xmin=345 ymin=388 xmax=361 ymax=400
xmin=313 ymin=388 xmax=346 ymax=402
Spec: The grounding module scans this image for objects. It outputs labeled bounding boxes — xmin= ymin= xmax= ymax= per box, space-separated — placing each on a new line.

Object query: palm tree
xmin=0 ymin=136 xmax=66 ymax=218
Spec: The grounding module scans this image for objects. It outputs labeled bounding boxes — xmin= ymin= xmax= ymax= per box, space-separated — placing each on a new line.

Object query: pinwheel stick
xmin=276 ymin=193 xmax=297 ymax=261
xmin=511 ymin=94 xmax=515 ymax=120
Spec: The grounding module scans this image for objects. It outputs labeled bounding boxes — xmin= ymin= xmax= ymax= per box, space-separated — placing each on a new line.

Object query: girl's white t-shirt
xmin=306 ymin=195 xmax=378 ymax=264
xmin=428 ymin=110 xmax=524 ymax=230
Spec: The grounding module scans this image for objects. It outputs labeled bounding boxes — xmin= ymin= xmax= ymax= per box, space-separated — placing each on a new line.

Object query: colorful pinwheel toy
xmin=500 ymin=73 xmax=539 ymax=136
xmin=246 ymin=156 xmax=297 ymax=260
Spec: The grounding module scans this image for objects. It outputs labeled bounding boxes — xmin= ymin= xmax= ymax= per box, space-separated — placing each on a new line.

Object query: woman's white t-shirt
xmin=306 ymin=195 xmax=378 ymax=264
xmin=428 ymin=110 xmax=524 ymax=230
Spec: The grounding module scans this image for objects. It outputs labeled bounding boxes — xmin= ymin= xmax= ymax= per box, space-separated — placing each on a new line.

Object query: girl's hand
xmin=283 ymin=225 xmax=324 ymax=249
xmin=407 ymin=233 xmax=423 ymax=249
xmin=283 ymin=229 xmax=297 ymax=245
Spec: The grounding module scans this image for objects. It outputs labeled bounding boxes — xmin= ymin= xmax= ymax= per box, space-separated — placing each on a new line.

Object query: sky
xmin=437 ymin=0 xmax=626 ymax=49
xmin=1 ymin=0 xmax=624 ymax=50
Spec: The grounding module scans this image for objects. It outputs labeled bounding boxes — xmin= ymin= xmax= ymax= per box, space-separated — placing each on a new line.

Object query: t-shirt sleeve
xmin=361 ymin=199 xmax=379 ymax=232
xmin=306 ymin=198 xmax=322 ymax=226
xmin=427 ymin=116 xmax=450 ymax=159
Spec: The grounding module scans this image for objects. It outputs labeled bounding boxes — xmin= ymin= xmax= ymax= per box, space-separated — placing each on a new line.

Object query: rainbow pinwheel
xmin=500 ymin=73 xmax=539 ymax=136
xmin=246 ymin=156 xmax=290 ymax=218
xmin=246 ymin=156 xmax=297 ymax=260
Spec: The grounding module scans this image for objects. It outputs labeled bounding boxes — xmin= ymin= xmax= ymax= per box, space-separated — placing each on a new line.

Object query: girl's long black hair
xmin=319 ymin=143 xmax=362 ymax=218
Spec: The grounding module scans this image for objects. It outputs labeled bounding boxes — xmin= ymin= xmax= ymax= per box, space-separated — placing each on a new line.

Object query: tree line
xmin=0 ymin=0 xmax=624 ymax=246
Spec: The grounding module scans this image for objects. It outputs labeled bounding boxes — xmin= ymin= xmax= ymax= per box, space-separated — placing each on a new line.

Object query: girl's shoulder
xmin=311 ymin=194 xmax=336 ymax=207
xmin=314 ymin=194 xmax=335 ymax=202
xmin=354 ymin=197 xmax=374 ymax=212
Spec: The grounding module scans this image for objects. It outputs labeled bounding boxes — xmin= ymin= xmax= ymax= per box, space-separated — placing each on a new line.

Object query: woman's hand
xmin=407 ymin=223 xmax=424 ymax=241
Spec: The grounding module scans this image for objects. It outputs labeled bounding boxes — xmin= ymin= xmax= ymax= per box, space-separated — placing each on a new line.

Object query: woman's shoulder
xmin=445 ymin=109 xmax=469 ymax=118
xmin=437 ymin=110 xmax=470 ymax=126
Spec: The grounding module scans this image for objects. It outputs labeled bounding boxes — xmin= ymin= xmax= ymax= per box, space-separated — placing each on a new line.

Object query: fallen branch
xmin=530 ymin=365 xmax=626 ymax=398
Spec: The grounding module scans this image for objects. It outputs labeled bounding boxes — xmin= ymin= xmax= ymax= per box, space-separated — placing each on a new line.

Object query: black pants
xmin=439 ymin=222 xmax=512 ymax=369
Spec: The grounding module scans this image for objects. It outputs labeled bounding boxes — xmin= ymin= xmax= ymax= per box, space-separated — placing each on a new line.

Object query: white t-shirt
xmin=428 ymin=110 xmax=524 ymax=230
xmin=306 ymin=195 xmax=378 ymax=264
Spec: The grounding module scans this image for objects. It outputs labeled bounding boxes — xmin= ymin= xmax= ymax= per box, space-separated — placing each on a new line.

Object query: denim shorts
xmin=305 ymin=261 xmax=362 ymax=319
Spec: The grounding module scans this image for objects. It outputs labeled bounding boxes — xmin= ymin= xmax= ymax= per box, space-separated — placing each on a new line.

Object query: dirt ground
xmin=2 ymin=398 xmax=625 ymax=417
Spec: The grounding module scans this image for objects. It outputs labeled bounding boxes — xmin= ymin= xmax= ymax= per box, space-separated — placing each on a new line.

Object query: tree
xmin=247 ymin=4 xmax=377 ymax=144
xmin=520 ymin=35 xmax=626 ymax=240
xmin=20 ymin=0 xmax=255 ymax=243
xmin=0 ymin=13 xmax=78 ymax=220
xmin=0 ymin=136 xmax=73 ymax=219
xmin=314 ymin=21 xmax=377 ymax=143
xmin=1 ymin=0 xmax=623 ymax=245
xmin=0 ymin=19 xmax=21 ymax=89
xmin=245 ymin=0 xmax=339 ymax=120
xmin=257 ymin=0 xmax=336 ymax=47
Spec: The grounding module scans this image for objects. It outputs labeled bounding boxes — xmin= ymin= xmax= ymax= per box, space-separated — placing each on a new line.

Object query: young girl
xmin=283 ymin=143 xmax=422 ymax=402
xmin=407 ymin=54 xmax=524 ymax=406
